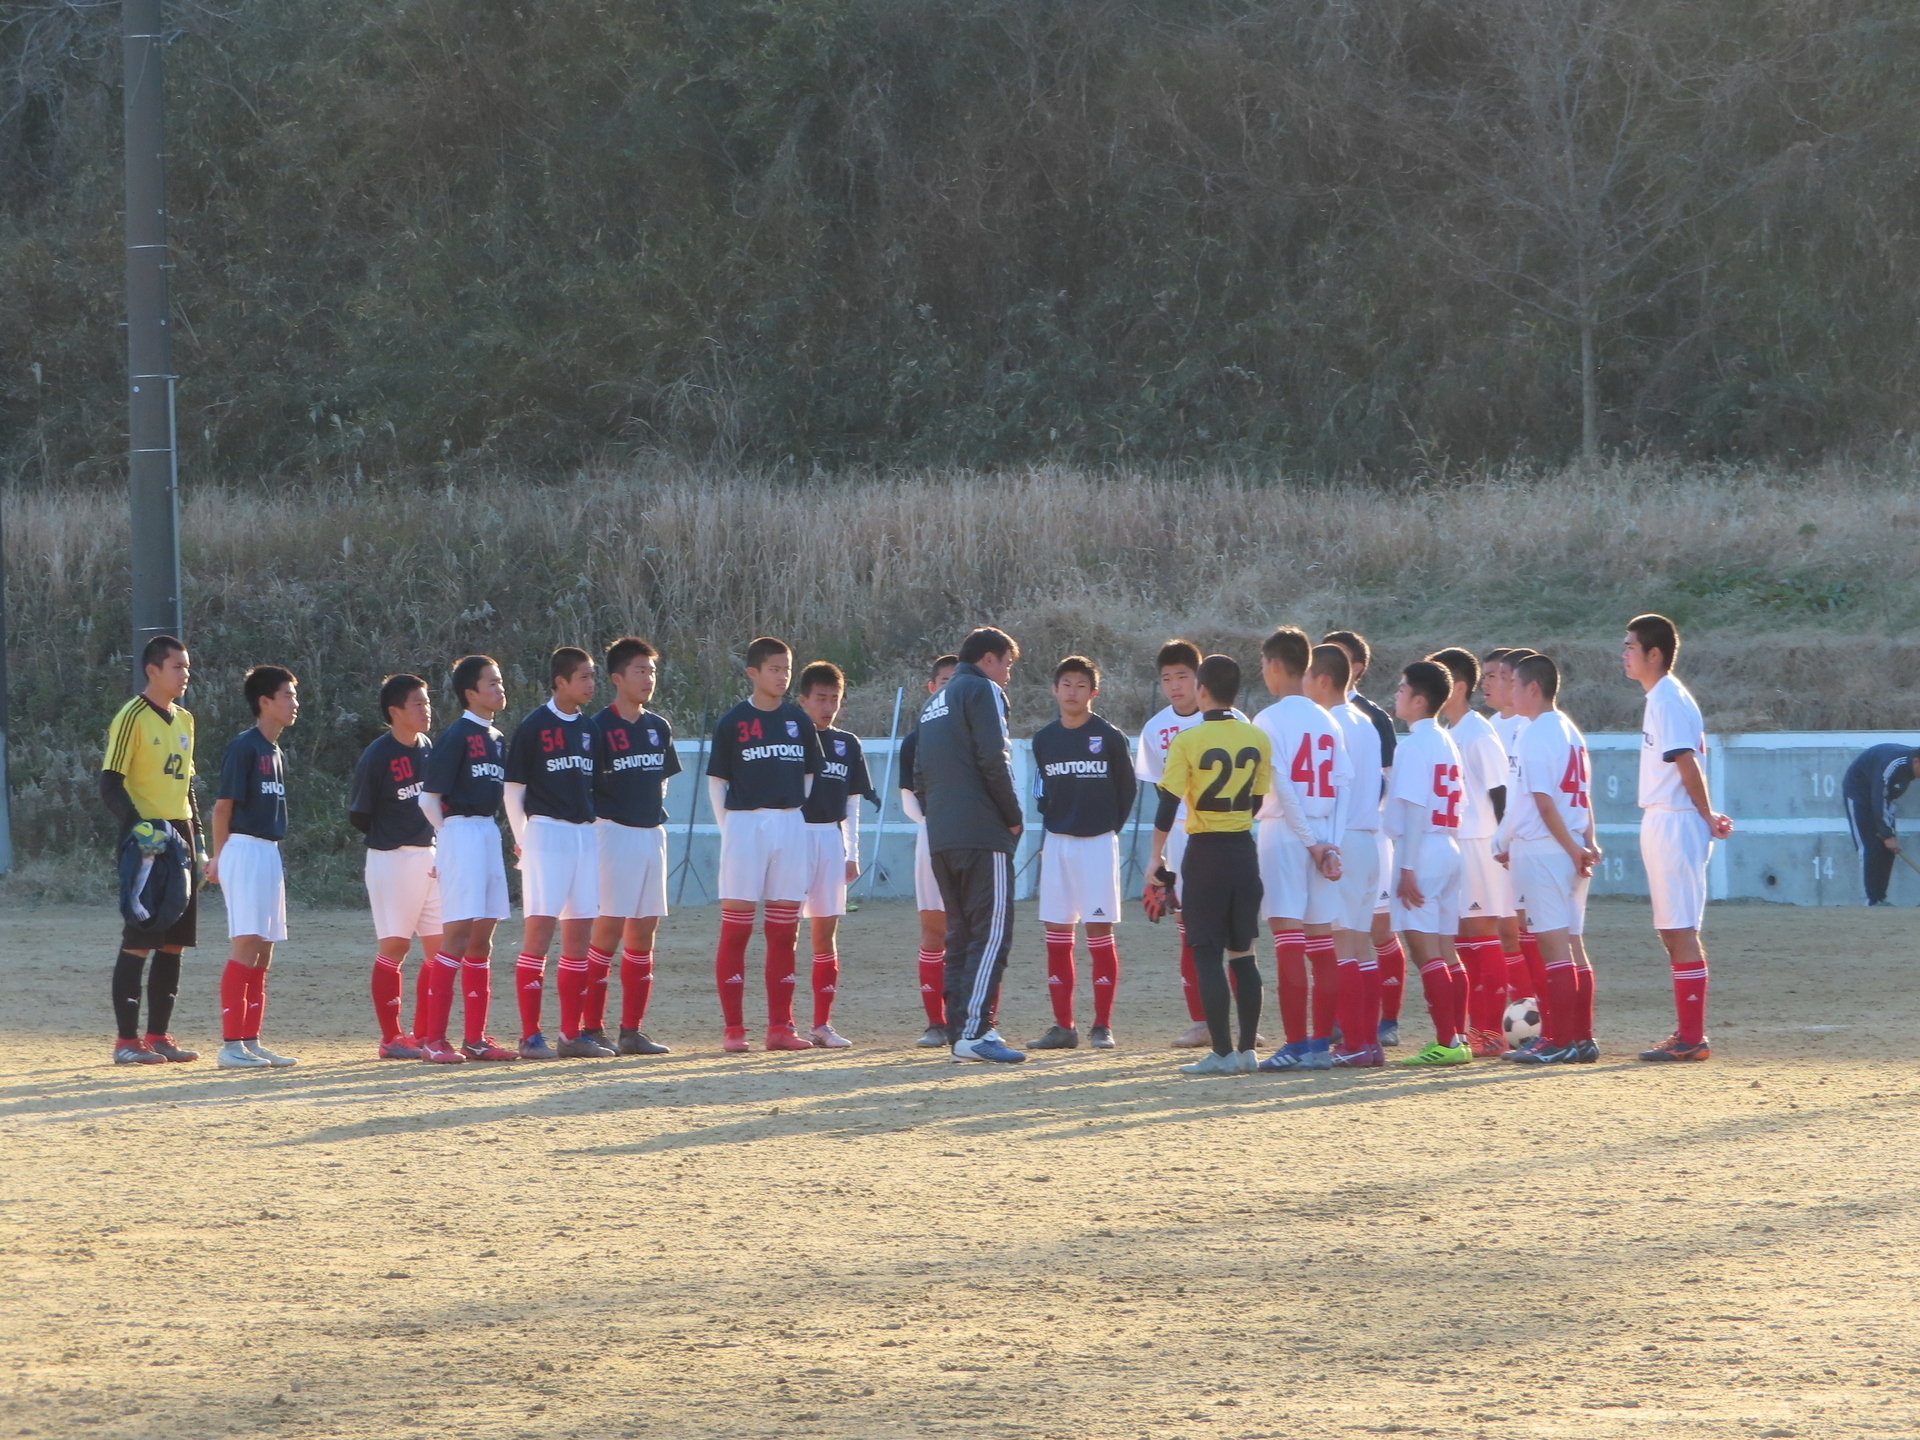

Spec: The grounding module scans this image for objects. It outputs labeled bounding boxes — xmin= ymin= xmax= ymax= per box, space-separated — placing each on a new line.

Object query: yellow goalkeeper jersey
xmin=102 ymin=696 xmax=196 ymax=821
xmin=1160 ymin=712 xmax=1271 ymax=835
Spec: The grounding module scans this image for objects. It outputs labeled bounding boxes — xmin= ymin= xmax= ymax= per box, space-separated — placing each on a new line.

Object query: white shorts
xmin=802 ymin=823 xmax=851 ymax=919
xmin=520 ymin=815 xmax=600 ymax=920
xmin=1038 ymin=832 xmax=1123 ymax=926
xmin=1458 ymin=836 xmax=1515 ymax=921
xmin=1511 ymin=837 xmax=1589 ymax=935
xmin=1257 ymin=820 xmax=1340 ymax=925
xmin=1641 ymin=807 xmax=1710 ymax=931
xmin=1389 ymin=836 xmax=1463 ymax=935
xmin=1374 ymin=832 xmax=1393 ymax=914
xmin=595 ymin=818 xmax=669 ymax=920
xmin=913 ymin=821 xmax=943 ymax=911
xmin=365 ymin=845 xmax=441 ymax=941
xmin=1333 ymin=828 xmax=1381 ymax=934
xmin=718 ymin=808 xmax=809 ymax=903
xmin=220 ymin=834 xmax=287 ymax=943
xmin=436 ymin=814 xmax=512 ymax=923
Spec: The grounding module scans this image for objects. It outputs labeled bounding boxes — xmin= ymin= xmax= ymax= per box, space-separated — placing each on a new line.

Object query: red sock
xmin=1447 ymin=959 xmax=1469 ymax=1040
xmin=1334 ymin=955 xmax=1377 ymax=1054
xmin=1503 ymin=942 xmax=1529 ymax=1002
xmin=1574 ymin=960 xmax=1596 ymax=1044
xmin=620 ymin=950 xmax=654 ymax=1030
xmin=411 ymin=950 xmax=433 ymax=1038
xmin=811 ymin=951 xmax=839 ymax=1028
xmin=583 ymin=948 xmax=613 ymax=1030
xmin=372 ymin=956 xmax=404 ymax=1041
xmin=243 ymin=966 xmax=266 ymax=1039
xmin=1544 ymin=960 xmax=1580 ymax=1047
xmin=1418 ymin=959 xmax=1456 ymax=1046
xmin=425 ymin=952 xmax=460 ymax=1043
xmin=461 ymin=957 xmax=491 ymax=1046
xmin=1670 ymin=955 xmax=1707 ymax=1044
xmin=1361 ymin=958 xmax=1383 ymax=1044
xmin=917 ymin=947 xmax=946 ymax=1026
xmin=763 ymin=901 xmax=801 ymax=1029
xmin=1375 ymin=937 xmax=1407 ymax=1021
xmin=1045 ymin=931 xmax=1077 ymax=1027
xmin=1087 ymin=933 xmax=1119 ymax=1029
xmin=1305 ymin=935 xmax=1340 ymax=1041
xmin=1178 ymin=920 xmax=1205 ymax=1022
xmin=1459 ymin=937 xmax=1508 ymax=1034
xmin=1521 ymin=930 xmax=1550 ymax=1033
xmin=716 ymin=905 xmax=754 ymax=1028
xmin=219 ymin=960 xmax=251 ymax=1041
xmin=556 ymin=955 xmax=589 ymax=1039
xmin=1273 ymin=930 xmax=1308 ymax=1043
xmin=515 ymin=952 xmax=547 ymax=1039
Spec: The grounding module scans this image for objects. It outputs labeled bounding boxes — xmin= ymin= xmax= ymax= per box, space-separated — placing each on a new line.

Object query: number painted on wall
xmin=1809 ymin=772 xmax=1837 ymax=798
xmin=1606 ymin=773 xmax=1619 ymax=800
xmin=1811 ymin=854 xmax=1834 ymax=880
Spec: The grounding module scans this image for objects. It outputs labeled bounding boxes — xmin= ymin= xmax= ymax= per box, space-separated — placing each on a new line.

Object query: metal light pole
xmin=125 ymin=0 xmax=183 ymax=678
xmin=0 ymin=495 xmax=11 ymax=876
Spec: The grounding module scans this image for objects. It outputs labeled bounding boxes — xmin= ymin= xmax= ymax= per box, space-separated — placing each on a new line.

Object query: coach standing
xmin=914 ymin=627 xmax=1027 ymax=1063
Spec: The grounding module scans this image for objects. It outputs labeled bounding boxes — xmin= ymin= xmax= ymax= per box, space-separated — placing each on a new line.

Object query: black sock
xmin=1230 ymin=955 xmax=1264 ymax=1053
xmin=1191 ymin=945 xmax=1234 ymax=1056
xmin=112 ymin=950 xmax=147 ymax=1041
xmin=146 ymin=949 xmax=183 ymax=1036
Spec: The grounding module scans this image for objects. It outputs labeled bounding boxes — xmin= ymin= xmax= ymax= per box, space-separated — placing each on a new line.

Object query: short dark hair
xmin=1502 ymin=647 xmax=1540 ymax=668
xmin=550 ymin=646 xmax=593 ymax=686
xmin=605 ymin=636 xmax=656 ymax=676
xmin=1401 ymin=660 xmax=1450 ymax=716
xmin=745 ymin=636 xmax=790 ymax=669
xmin=450 ymin=654 xmax=497 ymax=708
xmin=1261 ymin=625 xmax=1311 ymax=677
xmin=1514 ymin=653 xmax=1560 ymax=702
xmin=380 ymin=673 xmax=428 ymax=725
xmin=797 ymin=660 xmax=845 ymax=696
xmin=1321 ymin=629 xmax=1371 ymax=671
xmin=244 ymin=664 xmax=296 ymax=717
xmin=1156 ymin=639 xmax=1202 ymax=674
xmin=1196 ymin=654 xmax=1241 ymax=707
xmin=1428 ymin=646 xmax=1480 ymax=692
xmin=1627 ymin=613 xmax=1679 ymax=672
xmin=1308 ymin=644 xmax=1351 ymax=691
xmin=929 ymin=654 xmax=960 ymax=681
xmin=1483 ymin=647 xmax=1516 ymax=665
xmin=1053 ymin=655 xmax=1099 ymax=688
xmin=141 ymin=635 xmax=186 ymax=673
xmin=957 ymin=627 xmax=1019 ymax=665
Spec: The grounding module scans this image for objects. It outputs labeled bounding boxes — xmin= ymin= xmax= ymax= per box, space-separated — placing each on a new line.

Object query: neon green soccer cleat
xmin=1396 ymin=1041 xmax=1472 ymax=1067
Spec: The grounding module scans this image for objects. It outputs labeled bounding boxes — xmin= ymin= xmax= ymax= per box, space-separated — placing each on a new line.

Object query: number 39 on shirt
xmin=1430 ymin=763 xmax=1462 ymax=828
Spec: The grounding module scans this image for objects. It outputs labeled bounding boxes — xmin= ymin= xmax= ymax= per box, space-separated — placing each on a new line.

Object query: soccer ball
xmin=1503 ymin=998 xmax=1542 ymax=1048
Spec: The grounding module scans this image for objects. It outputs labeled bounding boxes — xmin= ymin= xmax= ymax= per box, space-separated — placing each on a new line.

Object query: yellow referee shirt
xmin=1160 ymin=713 xmax=1271 ymax=835
xmin=102 ymin=696 xmax=196 ymax=822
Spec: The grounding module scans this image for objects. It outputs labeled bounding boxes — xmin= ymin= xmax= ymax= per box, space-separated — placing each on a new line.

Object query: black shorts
xmin=120 ymin=827 xmax=200 ymax=951
xmin=1180 ymin=831 xmax=1263 ymax=953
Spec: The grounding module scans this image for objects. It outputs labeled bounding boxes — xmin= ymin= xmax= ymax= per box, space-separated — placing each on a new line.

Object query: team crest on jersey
xmin=786 ymin=720 xmax=799 ymax=738
xmin=646 ymin=729 xmax=658 ymax=745
xmin=834 ymin=739 xmax=846 ymax=756
xmin=1087 ymin=735 xmax=1103 ymax=754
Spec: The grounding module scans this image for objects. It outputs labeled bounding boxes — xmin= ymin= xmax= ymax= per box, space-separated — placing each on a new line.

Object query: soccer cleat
xmin=722 ymin=1026 xmax=751 ymax=1053
xmin=1174 ymin=1021 xmax=1212 ymax=1049
xmin=1512 ymin=1042 xmax=1581 ymax=1065
xmin=242 ymin=1039 xmax=298 ymax=1068
xmin=1395 ymin=1041 xmax=1472 ymax=1067
xmin=618 ymin=1029 xmax=671 ymax=1056
xmin=1377 ymin=1019 xmax=1402 ymax=1048
xmin=1089 ymin=1025 xmax=1116 ymax=1050
xmin=810 ymin=1023 xmax=853 ymax=1048
xmin=1638 ymin=1034 xmax=1710 ymax=1063
xmin=765 ymin=1025 xmax=813 ymax=1052
xmin=1299 ymin=1041 xmax=1334 ymax=1071
xmin=420 ymin=1038 xmax=467 ymax=1064
xmin=951 ymin=1035 xmax=1026 ymax=1063
xmin=1030 ymin=1024 xmax=1079 ymax=1050
xmin=1466 ymin=1027 xmax=1506 ymax=1059
xmin=378 ymin=1035 xmax=427 ymax=1060
xmin=517 ymin=1033 xmax=560 ymax=1061
xmin=1331 ymin=1043 xmax=1385 ymax=1068
xmin=1235 ymin=1049 xmax=1261 ymax=1074
xmin=556 ymin=1033 xmax=616 ymax=1058
xmin=461 ymin=1036 xmax=518 ymax=1062
xmin=1572 ymin=1039 xmax=1601 ymax=1063
xmin=578 ymin=1027 xmax=618 ymax=1053
xmin=1502 ymin=1035 xmax=1546 ymax=1062
xmin=113 ymin=1038 xmax=168 ymax=1066
xmin=146 ymin=1034 xmax=199 ymax=1062
xmin=1177 ymin=1050 xmax=1242 ymax=1077
xmin=216 ymin=1040 xmax=270 ymax=1070
xmin=915 ymin=1025 xmax=950 ymax=1049
xmin=1257 ymin=1040 xmax=1311 ymax=1073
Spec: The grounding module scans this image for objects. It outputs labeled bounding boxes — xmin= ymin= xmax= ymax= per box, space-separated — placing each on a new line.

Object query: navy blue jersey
xmin=706 ymin=699 xmax=822 ymax=811
xmin=802 ymin=726 xmax=877 ymax=824
xmin=592 ymin=706 xmax=682 ymax=828
xmin=897 ymin=730 xmax=918 ymax=795
xmin=348 ymin=733 xmax=435 ymax=851
xmin=1032 ymin=715 xmax=1137 ymax=837
xmin=217 ymin=727 xmax=287 ymax=842
xmin=424 ymin=714 xmax=506 ymax=817
xmin=504 ymin=702 xmax=597 ymax=823
xmin=1351 ymin=690 xmax=1398 ymax=768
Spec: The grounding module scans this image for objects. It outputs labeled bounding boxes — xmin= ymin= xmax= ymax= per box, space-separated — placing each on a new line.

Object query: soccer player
xmin=419 ymin=655 xmax=516 ymax=1064
xmin=1386 ymin=660 xmax=1470 ymax=1067
xmin=1501 ymin=654 xmax=1601 ymax=1065
xmin=99 ymin=635 xmax=203 ymax=1065
xmin=1323 ymin=629 xmax=1407 ymax=1047
xmin=348 ymin=674 xmax=443 ymax=1060
xmin=1155 ymin=654 xmax=1271 ymax=1077
xmin=504 ymin=647 xmax=603 ymax=1059
xmin=708 ymin=637 xmax=825 ymax=1053
xmin=1430 ymin=647 xmax=1516 ymax=1057
xmin=1250 ymin=626 xmax=1348 ymax=1073
xmin=797 ymin=660 xmax=878 ymax=1048
xmin=207 ymin=665 xmax=300 ymax=1069
xmin=1842 ymin=743 xmax=1917 ymax=906
xmin=1306 ymin=646 xmax=1386 ymax=1067
xmin=587 ymin=637 xmax=682 ymax=1056
xmin=899 ymin=655 xmax=959 ymax=1046
xmin=1029 ymin=656 xmax=1137 ymax=1050
xmin=1480 ymin=648 xmax=1534 ymax=1004
xmin=1623 ymin=614 xmax=1733 ymax=1063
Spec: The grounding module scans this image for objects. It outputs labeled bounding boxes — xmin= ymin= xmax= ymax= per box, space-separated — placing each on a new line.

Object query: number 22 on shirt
xmin=1198 ymin=747 xmax=1265 ymax=813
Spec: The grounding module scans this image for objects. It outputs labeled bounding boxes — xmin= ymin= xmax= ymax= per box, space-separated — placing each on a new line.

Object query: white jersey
xmin=1253 ymin=693 xmax=1350 ymax=828
xmin=1638 ymin=673 xmax=1706 ymax=810
xmin=1493 ymin=712 xmax=1529 ymax=790
xmin=1386 ymin=718 xmax=1464 ymax=854
xmin=1510 ymin=709 xmax=1591 ymax=843
xmin=1329 ymin=701 xmax=1384 ymax=831
xmin=1135 ymin=702 xmax=1246 ymax=829
xmin=1448 ymin=708 xmax=1511 ymax=841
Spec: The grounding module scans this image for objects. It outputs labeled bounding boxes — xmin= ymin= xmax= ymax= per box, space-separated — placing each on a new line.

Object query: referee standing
xmin=913 ymin=627 xmax=1026 ymax=1062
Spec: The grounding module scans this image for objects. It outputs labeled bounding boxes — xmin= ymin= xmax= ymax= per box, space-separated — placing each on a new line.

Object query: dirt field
xmin=2 ymin=897 xmax=1917 ymax=1440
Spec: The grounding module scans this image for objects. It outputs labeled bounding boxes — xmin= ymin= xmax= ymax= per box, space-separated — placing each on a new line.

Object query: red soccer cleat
xmin=722 ymin=1026 xmax=751 ymax=1053
xmin=464 ymin=1036 xmax=521 ymax=1062
xmin=419 ymin=1039 xmax=467 ymax=1064
xmin=379 ymin=1035 xmax=427 ymax=1060
xmin=1466 ymin=1027 xmax=1506 ymax=1059
xmin=113 ymin=1037 xmax=168 ymax=1066
xmin=764 ymin=1025 xmax=813 ymax=1052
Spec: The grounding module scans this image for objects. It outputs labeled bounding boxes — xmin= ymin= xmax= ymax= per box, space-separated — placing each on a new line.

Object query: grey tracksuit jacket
xmin=911 ymin=661 xmax=1023 ymax=854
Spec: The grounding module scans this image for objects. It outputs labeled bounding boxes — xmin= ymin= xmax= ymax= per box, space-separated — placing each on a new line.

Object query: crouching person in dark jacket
xmin=914 ymin=627 xmax=1026 ymax=1061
